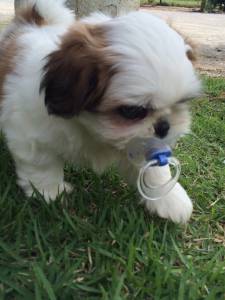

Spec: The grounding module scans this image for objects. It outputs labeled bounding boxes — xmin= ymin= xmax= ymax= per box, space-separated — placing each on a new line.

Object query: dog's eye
xmin=117 ymin=105 xmax=149 ymax=120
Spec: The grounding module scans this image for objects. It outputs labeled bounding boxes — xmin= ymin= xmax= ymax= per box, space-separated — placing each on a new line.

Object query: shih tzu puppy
xmin=0 ymin=0 xmax=201 ymax=223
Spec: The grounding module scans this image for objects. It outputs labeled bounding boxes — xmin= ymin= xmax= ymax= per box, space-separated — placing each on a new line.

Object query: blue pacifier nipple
xmin=127 ymin=137 xmax=181 ymax=201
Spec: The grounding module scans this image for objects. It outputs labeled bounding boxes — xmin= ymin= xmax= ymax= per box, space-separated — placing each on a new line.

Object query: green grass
xmin=0 ymin=71 xmax=225 ymax=298
xmin=141 ymin=0 xmax=201 ymax=8
xmin=0 ymin=18 xmax=12 ymax=30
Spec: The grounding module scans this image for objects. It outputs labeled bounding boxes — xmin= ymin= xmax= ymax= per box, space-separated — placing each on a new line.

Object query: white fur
xmin=105 ymin=13 xmax=201 ymax=108
xmin=0 ymin=1 xmax=201 ymax=222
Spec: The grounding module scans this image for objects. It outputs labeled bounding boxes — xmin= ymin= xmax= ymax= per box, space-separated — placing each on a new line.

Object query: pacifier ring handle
xmin=137 ymin=157 xmax=181 ymax=201
xmin=141 ymin=158 xmax=180 ymax=189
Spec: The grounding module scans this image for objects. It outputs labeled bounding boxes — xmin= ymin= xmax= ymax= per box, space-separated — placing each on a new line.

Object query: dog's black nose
xmin=154 ymin=119 xmax=170 ymax=138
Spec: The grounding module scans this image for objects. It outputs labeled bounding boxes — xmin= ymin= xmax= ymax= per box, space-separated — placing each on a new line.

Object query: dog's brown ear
xmin=185 ymin=44 xmax=196 ymax=62
xmin=40 ymin=25 xmax=114 ymax=118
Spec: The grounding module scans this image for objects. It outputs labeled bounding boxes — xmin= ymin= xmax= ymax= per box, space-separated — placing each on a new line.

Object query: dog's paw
xmin=43 ymin=182 xmax=73 ymax=203
xmin=144 ymin=182 xmax=193 ymax=224
xmin=26 ymin=182 xmax=73 ymax=203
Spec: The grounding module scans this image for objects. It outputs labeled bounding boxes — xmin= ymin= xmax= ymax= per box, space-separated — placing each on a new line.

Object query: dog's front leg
xmin=10 ymin=142 xmax=73 ymax=202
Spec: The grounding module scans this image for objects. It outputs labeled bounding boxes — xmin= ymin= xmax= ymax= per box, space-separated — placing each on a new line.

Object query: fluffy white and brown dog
xmin=0 ymin=0 xmax=201 ymax=223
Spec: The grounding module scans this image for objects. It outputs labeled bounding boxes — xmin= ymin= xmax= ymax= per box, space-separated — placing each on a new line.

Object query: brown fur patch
xmin=183 ymin=35 xmax=197 ymax=62
xmin=0 ymin=35 xmax=18 ymax=103
xmin=41 ymin=23 xmax=117 ymax=118
xmin=186 ymin=48 xmax=196 ymax=61
xmin=16 ymin=5 xmax=46 ymax=26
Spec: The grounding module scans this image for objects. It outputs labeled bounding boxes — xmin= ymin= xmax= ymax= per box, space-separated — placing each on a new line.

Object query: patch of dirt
xmin=141 ymin=6 xmax=225 ymax=76
xmin=0 ymin=1 xmax=14 ymax=24
xmin=1 ymin=3 xmax=224 ymax=76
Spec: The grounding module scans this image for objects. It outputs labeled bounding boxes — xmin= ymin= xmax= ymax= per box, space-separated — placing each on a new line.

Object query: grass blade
xmin=33 ymin=264 xmax=56 ymax=300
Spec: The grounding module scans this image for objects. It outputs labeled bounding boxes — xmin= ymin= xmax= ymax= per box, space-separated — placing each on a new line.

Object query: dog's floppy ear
xmin=181 ymin=35 xmax=197 ymax=62
xmin=185 ymin=44 xmax=196 ymax=62
xmin=40 ymin=24 xmax=114 ymax=118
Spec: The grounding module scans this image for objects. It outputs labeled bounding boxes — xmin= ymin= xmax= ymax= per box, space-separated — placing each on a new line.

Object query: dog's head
xmin=41 ymin=12 xmax=201 ymax=150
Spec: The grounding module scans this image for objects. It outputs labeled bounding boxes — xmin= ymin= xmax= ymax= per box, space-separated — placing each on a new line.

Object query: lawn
xmin=0 ymin=69 xmax=225 ymax=299
xmin=141 ymin=0 xmax=201 ymax=8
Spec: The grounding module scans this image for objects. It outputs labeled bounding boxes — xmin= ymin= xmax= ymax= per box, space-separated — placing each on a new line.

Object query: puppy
xmin=0 ymin=0 xmax=201 ymax=223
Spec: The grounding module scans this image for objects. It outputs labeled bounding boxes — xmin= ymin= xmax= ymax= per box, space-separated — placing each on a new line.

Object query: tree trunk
xmin=200 ymin=0 xmax=207 ymax=11
xmin=15 ymin=0 xmax=140 ymax=17
xmin=73 ymin=0 xmax=140 ymax=17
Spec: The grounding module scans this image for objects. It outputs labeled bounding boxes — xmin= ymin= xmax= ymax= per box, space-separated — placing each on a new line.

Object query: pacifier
xmin=127 ymin=137 xmax=181 ymax=201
